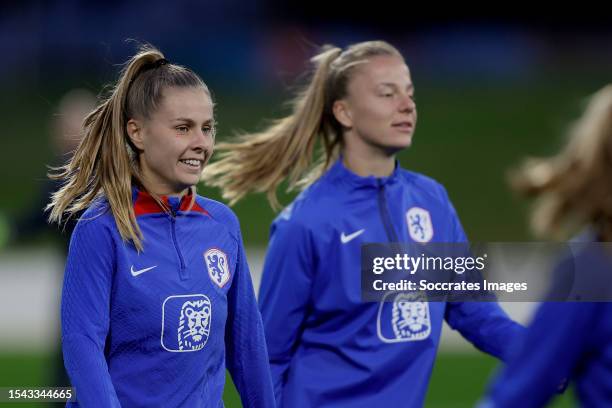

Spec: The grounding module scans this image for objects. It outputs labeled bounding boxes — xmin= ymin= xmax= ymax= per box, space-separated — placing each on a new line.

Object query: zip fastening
xmin=377 ymin=180 xmax=399 ymax=242
xmin=169 ymin=209 xmax=188 ymax=280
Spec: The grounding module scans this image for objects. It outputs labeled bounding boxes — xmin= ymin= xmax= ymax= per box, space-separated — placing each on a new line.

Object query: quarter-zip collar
xmin=131 ymin=186 xmax=210 ymax=217
xmin=327 ymin=156 xmax=401 ymax=189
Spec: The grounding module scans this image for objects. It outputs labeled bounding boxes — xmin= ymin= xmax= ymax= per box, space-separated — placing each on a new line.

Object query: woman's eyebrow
xmin=173 ymin=117 xmax=215 ymax=126
xmin=377 ymin=82 xmax=414 ymax=91
xmin=172 ymin=117 xmax=195 ymax=124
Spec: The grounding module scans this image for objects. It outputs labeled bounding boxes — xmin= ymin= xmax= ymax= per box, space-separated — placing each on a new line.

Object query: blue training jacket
xmin=61 ymin=187 xmax=275 ymax=407
xmin=482 ymin=235 xmax=612 ymax=408
xmin=259 ymin=158 xmax=524 ymax=408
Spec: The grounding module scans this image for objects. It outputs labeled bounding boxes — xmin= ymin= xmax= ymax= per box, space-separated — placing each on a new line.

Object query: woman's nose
xmin=398 ymin=94 xmax=415 ymax=113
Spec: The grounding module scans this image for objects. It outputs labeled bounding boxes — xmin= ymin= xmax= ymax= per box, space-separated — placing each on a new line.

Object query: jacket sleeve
xmin=480 ymin=302 xmax=595 ymax=408
xmin=442 ymin=190 xmax=525 ymax=361
xmin=225 ymin=225 xmax=276 ymax=408
xmin=61 ymin=217 xmax=121 ymax=407
xmin=258 ymin=217 xmax=314 ymax=406
xmin=445 ymin=300 xmax=524 ymax=361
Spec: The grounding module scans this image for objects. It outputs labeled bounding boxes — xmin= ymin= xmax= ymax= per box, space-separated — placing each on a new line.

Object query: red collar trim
xmin=133 ymin=188 xmax=210 ymax=217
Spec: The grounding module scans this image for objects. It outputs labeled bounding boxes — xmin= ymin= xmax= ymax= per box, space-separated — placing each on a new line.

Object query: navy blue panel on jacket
xmin=259 ymin=158 xmax=524 ymax=408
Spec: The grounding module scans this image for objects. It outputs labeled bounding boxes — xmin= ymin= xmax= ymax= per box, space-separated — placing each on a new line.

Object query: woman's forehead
xmin=352 ymin=55 xmax=411 ymax=87
xmin=156 ymin=86 xmax=213 ymax=121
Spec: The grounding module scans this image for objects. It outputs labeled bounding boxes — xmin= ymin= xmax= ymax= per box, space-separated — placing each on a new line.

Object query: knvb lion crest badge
xmin=406 ymin=207 xmax=434 ymax=243
xmin=204 ymin=248 xmax=231 ymax=288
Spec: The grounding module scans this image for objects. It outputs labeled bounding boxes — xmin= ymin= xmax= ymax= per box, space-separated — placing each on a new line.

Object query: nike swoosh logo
xmin=341 ymin=229 xmax=365 ymax=244
xmin=130 ymin=265 xmax=158 ymax=277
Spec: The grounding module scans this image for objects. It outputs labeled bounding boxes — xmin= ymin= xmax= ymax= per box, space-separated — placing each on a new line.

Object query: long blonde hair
xmin=202 ymin=41 xmax=402 ymax=209
xmin=510 ymin=84 xmax=612 ymax=240
xmin=47 ymin=44 xmax=211 ymax=251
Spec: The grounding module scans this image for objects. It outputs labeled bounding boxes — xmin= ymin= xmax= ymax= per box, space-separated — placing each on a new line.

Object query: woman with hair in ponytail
xmin=480 ymin=84 xmax=612 ymax=408
xmin=47 ymin=45 xmax=274 ymax=407
xmin=203 ymin=41 xmax=523 ymax=407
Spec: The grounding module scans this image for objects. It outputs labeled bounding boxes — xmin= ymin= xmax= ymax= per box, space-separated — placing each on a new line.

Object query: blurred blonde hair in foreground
xmin=510 ymin=84 xmax=612 ymax=241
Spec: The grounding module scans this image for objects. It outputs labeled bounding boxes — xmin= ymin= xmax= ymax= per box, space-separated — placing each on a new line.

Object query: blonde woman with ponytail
xmin=204 ymin=41 xmax=523 ymax=407
xmin=47 ymin=45 xmax=274 ymax=407
xmin=482 ymin=84 xmax=612 ymax=407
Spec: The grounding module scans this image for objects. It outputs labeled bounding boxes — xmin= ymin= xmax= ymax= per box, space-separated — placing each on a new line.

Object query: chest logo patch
xmin=204 ymin=248 xmax=231 ymax=288
xmin=377 ymin=292 xmax=431 ymax=342
xmin=406 ymin=207 xmax=434 ymax=243
xmin=161 ymin=294 xmax=212 ymax=352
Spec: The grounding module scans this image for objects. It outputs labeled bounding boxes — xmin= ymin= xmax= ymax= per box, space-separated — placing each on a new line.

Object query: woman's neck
xmin=139 ymin=178 xmax=188 ymax=198
xmin=342 ymin=138 xmax=396 ymax=178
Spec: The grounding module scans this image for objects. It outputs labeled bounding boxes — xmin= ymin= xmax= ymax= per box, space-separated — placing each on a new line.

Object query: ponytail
xmin=203 ymin=40 xmax=401 ymax=210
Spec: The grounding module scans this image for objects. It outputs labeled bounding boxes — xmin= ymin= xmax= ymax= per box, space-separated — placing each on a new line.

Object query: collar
xmin=327 ymin=156 xmax=401 ymax=188
xmin=131 ymin=186 xmax=210 ymax=217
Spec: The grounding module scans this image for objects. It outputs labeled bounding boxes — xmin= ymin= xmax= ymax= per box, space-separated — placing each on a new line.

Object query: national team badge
xmin=406 ymin=207 xmax=434 ymax=243
xmin=204 ymin=248 xmax=230 ymax=288
xmin=161 ymin=294 xmax=212 ymax=352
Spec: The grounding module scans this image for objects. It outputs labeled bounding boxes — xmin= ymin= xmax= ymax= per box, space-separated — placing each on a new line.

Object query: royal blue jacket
xmin=482 ymin=236 xmax=612 ymax=408
xmin=61 ymin=187 xmax=275 ymax=407
xmin=259 ymin=158 xmax=524 ymax=407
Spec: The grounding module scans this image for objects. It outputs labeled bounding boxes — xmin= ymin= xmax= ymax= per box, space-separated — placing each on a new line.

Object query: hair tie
xmin=154 ymin=58 xmax=169 ymax=68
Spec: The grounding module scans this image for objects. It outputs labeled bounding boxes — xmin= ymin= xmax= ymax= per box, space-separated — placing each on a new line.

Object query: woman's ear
xmin=126 ymin=119 xmax=145 ymax=151
xmin=332 ymin=100 xmax=353 ymax=129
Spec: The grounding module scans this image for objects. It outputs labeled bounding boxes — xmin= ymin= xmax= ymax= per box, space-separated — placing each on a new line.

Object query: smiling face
xmin=333 ymin=55 xmax=417 ymax=155
xmin=127 ymin=86 xmax=214 ymax=196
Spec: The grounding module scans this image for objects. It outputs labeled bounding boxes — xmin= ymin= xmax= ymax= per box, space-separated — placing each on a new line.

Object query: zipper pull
xmin=167 ymin=196 xmax=180 ymax=217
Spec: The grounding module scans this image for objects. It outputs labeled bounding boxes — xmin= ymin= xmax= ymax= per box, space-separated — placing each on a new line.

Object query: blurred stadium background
xmin=1 ymin=3 xmax=611 ymax=407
